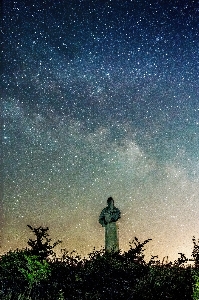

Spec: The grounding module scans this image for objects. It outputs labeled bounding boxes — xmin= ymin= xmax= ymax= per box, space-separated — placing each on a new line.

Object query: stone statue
xmin=99 ymin=197 xmax=121 ymax=253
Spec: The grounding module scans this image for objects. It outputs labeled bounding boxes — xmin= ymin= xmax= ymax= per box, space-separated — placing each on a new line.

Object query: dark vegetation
xmin=0 ymin=225 xmax=199 ymax=299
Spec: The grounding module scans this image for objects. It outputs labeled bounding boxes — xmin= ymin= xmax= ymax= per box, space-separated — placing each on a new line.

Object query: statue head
xmin=107 ymin=197 xmax=114 ymax=209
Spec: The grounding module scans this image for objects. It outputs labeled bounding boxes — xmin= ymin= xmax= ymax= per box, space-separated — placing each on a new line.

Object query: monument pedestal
xmin=105 ymin=222 xmax=119 ymax=253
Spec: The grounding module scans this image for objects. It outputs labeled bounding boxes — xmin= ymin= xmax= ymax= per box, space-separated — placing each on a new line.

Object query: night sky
xmin=1 ymin=0 xmax=199 ymax=261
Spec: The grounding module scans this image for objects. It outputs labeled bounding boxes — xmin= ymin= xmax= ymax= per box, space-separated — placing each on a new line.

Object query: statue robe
xmin=99 ymin=206 xmax=120 ymax=253
xmin=105 ymin=221 xmax=119 ymax=253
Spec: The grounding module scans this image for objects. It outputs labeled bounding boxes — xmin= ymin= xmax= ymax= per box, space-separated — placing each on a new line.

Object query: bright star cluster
xmin=1 ymin=0 xmax=199 ymax=261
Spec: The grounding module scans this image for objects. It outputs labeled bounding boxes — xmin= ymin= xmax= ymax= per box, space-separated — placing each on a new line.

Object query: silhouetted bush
xmin=0 ymin=227 xmax=196 ymax=299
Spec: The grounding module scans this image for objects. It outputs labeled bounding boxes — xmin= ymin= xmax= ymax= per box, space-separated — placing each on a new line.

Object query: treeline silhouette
xmin=0 ymin=225 xmax=199 ymax=299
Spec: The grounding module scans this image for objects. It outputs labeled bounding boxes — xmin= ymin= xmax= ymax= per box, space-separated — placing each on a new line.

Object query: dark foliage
xmin=0 ymin=248 xmax=30 ymax=296
xmin=192 ymin=236 xmax=199 ymax=268
xmin=0 ymin=227 xmax=196 ymax=299
xmin=27 ymin=224 xmax=62 ymax=260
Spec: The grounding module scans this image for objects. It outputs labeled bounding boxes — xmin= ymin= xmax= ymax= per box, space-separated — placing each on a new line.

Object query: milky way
xmin=1 ymin=0 xmax=199 ymax=261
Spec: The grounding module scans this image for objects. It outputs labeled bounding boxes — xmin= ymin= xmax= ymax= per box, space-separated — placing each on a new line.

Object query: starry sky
xmin=1 ymin=0 xmax=199 ymax=262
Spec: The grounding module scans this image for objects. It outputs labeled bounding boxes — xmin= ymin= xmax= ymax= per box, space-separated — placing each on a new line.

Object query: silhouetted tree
xmin=174 ymin=253 xmax=189 ymax=267
xmin=192 ymin=236 xmax=199 ymax=268
xmin=124 ymin=237 xmax=152 ymax=264
xmin=27 ymin=225 xmax=61 ymax=260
